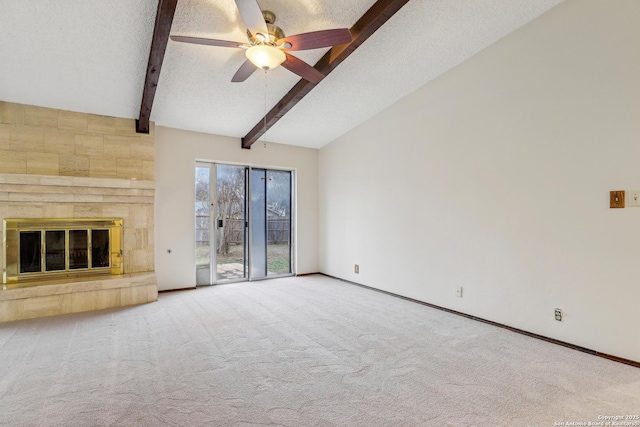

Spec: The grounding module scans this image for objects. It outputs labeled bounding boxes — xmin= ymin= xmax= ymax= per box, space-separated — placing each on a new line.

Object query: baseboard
xmin=158 ymin=286 xmax=196 ymax=294
xmin=321 ymin=274 xmax=640 ymax=369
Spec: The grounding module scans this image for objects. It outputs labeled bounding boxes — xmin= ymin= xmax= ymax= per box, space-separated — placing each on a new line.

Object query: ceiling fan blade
xmin=170 ymin=35 xmax=245 ymax=48
xmin=281 ymin=53 xmax=324 ymax=84
xmin=235 ymin=0 xmax=269 ymax=38
xmin=279 ymin=29 xmax=352 ymax=51
xmin=232 ymin=59 xmax=258 ymax=83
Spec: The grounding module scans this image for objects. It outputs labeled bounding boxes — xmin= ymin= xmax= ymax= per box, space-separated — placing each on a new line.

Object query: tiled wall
xmin=0 ymin=173 xmax=155 ymax=274
xmin=0 ymin=101 xmax=157 ymax=321
xmin=0 ymin=102 xmax=154 ymax=180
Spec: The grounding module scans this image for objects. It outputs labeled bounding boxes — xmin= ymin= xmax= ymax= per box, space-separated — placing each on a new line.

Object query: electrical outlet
xmin=354 ymin=264 xmax=359 ymax=274
xmin=455 ymin=286 xmax=463 ymax=298
xmin=554 ymin=308 xmax=562 ymax=322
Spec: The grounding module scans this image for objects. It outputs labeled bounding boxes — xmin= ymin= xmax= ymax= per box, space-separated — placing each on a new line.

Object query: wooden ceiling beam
xmin=241 ymin=0 xmax=411 ymax=149
xmin=136 ymin=0 xmax=178 ymax=134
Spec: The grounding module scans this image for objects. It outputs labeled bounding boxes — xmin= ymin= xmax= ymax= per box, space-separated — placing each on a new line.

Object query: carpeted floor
xmin=0 ymin=275 xmax=638 ymax=426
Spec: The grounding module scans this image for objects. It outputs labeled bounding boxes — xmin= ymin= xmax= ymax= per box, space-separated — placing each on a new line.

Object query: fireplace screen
xmin=45 ymin=230 xmax=65 ymax=272
xmin=3 ymin=219 xmax=123 ymax=284
xmin=20 ymin=231 xmax=42 ymax=273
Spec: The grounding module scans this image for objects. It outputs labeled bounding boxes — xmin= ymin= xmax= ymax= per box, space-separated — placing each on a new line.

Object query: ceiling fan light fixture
xmin=246 ymin=45 xmax=286 ymax=71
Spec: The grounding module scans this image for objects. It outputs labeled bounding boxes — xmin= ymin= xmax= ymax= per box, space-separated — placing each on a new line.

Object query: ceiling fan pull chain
xmin=264 ymin=70 xmax=268 ymax=149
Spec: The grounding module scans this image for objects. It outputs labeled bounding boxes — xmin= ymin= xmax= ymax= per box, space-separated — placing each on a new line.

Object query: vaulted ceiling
xmin=0 ymin=0 xmax=564 ymax=149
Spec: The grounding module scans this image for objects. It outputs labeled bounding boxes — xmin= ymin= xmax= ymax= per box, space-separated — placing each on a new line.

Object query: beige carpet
xmin=0 ymin=275 xmax=638 ymax=426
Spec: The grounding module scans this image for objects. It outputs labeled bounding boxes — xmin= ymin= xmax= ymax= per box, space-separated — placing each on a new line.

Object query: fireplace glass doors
xmin=3 ymin=218 xmax=123 ymax=284
xmin=19 ymin=231 xmax=42 ymax=273
xmin=45 ymin=230 xmax=65 ymax=271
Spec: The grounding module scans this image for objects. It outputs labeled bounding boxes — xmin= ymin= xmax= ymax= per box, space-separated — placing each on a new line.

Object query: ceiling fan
xmin=170 ymin=0 xmax=352 ymax=84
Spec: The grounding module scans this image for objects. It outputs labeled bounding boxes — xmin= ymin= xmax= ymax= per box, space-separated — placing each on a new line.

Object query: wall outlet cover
xmin=554 ymin=308 xmax=562 ymax=321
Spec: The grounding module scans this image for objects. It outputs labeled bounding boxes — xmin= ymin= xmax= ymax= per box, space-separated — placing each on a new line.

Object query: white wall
xmin=319 ymin=0 xmax=640 ymax=362
xmin=155 ymin=127 xmax=318 ymax=291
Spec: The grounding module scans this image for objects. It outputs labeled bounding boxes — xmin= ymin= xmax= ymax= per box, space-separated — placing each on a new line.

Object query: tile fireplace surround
xmin=0 ymin=174 xmax=158 ymax=322
xmin=0 ymin=101 xmax=158 ymax=322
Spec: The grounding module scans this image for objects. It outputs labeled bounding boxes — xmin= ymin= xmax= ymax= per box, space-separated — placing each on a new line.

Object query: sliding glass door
xmin=195 ymin=165 xmax=212 ymax=285
xmin=215 ymin=164 xmax=248 ymax=282
xmin=250 ymin=169 xmax=267 ymax=279
xmin=196 ymin=163 xmax=293 ymax=285
xmin=249 ymin=169 xmax=292 ymax=279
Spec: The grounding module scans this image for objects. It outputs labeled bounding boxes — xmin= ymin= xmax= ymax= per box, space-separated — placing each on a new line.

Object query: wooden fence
xmin=196 ymin=216 xmax=290 ymax=245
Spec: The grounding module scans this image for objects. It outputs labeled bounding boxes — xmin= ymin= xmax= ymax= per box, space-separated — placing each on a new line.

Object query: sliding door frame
xmin=195 ymin=160 xmax=296 ymax=285
xmin=248 ymin=168 xmax=295 ymax=282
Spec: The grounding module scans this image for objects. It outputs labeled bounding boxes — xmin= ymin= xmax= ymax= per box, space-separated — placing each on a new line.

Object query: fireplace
xmin=3 ymin=218 xmax=123 ymax=285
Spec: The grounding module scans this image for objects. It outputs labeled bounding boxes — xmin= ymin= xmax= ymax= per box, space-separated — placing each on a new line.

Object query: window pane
xmin=69 ymin=230 xmax=88 ymax=269
xmin=45 ymin=230 xmax=65 ymax=271
xmin=250 ymin=169 xmax=266 ymax=279
xmin=92 ymin=229 xmax=110 ymax=268
xmin=215 ymin=165 xmax=247 ymax=282
xmin=19 ymin=231 xmax=42 ymax=273
xmin=267 ymin=170 xmax=291 ymax=275
xmin=195 ymin=167 xmax=211 ymax=267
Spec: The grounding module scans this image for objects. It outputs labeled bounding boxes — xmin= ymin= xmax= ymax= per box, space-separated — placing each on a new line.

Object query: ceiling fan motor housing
xmin=262 ymin=10 xmax=276 ymax=25
xmin=247 ymin=11 xmax=284 ymax=45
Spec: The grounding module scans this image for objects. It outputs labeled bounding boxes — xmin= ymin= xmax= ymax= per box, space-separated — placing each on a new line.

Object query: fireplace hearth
xmin=0 ymin=102 xmax=157 ymax=321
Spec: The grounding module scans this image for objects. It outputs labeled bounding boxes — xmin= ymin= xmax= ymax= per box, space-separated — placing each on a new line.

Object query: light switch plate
xmin=629 ymin=190 xmax=640 ymax=207
xmin=610 ymin=191 xmax=625 ymax=208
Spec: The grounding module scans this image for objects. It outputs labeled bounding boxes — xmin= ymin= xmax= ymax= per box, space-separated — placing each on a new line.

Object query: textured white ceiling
xmin=0 ymin=0 xmax=565 ymax=149
xmin=0 ymin=0 xmax=157 ymax=120
xmin=153 ymin=0 xmax=378 ymax=143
